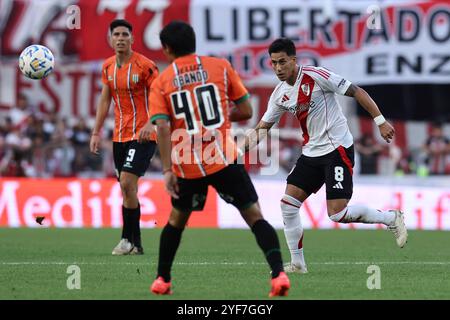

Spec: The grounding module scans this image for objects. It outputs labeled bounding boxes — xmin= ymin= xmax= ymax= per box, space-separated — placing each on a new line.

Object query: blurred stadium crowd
xmin=1 ymin=93 xmax=448 ymax=178
xmin=0 ymin=93 xmax=161 ymax=178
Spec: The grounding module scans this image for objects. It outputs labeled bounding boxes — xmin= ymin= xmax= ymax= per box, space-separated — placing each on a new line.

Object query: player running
xmin=90 ymin=19 xmax=158 ymax=255
xmin=241 ymin=38 xmax=408 ymax=274
xmin=140 ymin=21 xmax=290 ymax=297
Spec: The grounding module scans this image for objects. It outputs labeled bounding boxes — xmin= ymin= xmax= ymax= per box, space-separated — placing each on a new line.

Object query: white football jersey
xmin=262 ymin=65 xmax=353 ymax=157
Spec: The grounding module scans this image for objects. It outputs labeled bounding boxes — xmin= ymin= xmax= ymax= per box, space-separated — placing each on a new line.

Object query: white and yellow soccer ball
xmin=19 ymin=44 xmax=54 ymax=80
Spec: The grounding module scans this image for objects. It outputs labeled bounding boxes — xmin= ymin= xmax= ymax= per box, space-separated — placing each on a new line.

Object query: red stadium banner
xmin=78 ymin=0 xmax=190 ymax=62
xmin=2 ymin=0 xmax=448 ymax=83
xmin=0 ymin=0 xmax=189 ymax=60
xmin=0 ymin=179 xmax=218 ymax=228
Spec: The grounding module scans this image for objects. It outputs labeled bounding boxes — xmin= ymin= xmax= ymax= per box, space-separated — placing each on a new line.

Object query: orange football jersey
xmin=102 ymin=52 xmax=158 ymax=142
xmin=149 ymin=54 xmax=249 ymax=178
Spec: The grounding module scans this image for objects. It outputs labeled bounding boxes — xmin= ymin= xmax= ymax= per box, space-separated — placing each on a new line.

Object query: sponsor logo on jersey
xmin=289 ymin=103 xmax=310 ymax=114
xmin=288 ymin=100 xmax=316 ymax=114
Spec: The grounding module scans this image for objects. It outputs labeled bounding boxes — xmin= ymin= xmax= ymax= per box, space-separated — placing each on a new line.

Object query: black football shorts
xmin=286 ymin=145 xmax=354 ymax=200
xmin=113 ymin=140 xmax=157 ymax=179
xmin=172 ymin=164 xmax=259 ymax=212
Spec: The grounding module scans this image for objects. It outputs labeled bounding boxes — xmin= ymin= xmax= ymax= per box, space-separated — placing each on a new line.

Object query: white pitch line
xmin=1 ymin=261 xmax=450 ymax=266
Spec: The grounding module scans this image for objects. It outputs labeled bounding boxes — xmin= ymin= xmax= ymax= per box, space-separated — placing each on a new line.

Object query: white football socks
xmin=280 ymin=194 xmax=306 ymax=267
xmin=329 ymin=204 xmax=396 ymax=226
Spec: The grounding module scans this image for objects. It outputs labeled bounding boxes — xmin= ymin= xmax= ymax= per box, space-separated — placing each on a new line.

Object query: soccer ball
xmin=19 ymin=44 xmax=54 ymax=80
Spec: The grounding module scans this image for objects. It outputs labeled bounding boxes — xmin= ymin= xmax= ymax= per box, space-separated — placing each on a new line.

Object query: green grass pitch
xmin=0 ymin=228 xmax=449 ymax=300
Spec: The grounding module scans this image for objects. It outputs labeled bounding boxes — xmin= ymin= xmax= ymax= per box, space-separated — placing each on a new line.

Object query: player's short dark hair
xmin=160 ymin=21 xmax=196 ymax=57
xmin=109 ymin=19 xmax=133 ymax=34
xmin=268 ymin=38 xmax=296 ymax=56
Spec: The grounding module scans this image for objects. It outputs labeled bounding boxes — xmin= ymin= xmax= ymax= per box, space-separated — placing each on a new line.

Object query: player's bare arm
xmin=345 ymin=83 xmax=395 ymax=143
xmin=155 ymin=118 xmax=179 ymax=199
xmin=229 ymin=97 xmax=252 ymax=122
xmin=90 ymin=84 xmax=112 ymax=154
xmin=240 ymin=120 xmax=275 ymax=153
